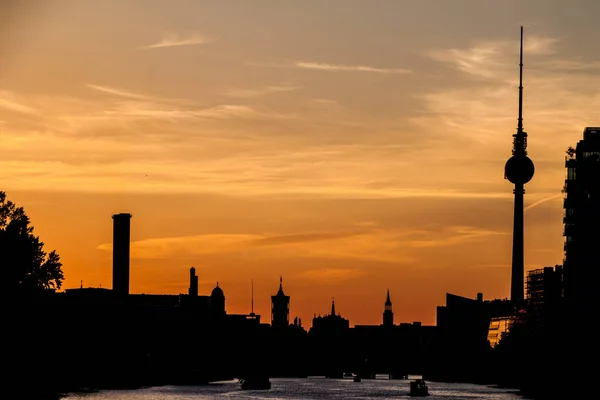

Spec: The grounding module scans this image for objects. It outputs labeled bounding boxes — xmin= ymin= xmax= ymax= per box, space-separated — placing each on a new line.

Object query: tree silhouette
xmin=0 ymin=191 xmax=64 ymax=295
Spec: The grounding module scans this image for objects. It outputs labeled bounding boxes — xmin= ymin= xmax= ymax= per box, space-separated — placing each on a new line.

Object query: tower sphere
xmin=505 ymin=155 xmax=535 ymax=184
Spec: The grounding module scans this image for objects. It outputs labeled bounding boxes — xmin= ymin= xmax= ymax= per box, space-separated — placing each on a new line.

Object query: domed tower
xmin=271 ymin=276 xmax=290 ymax=328
xmin=383 ymin=289 xmax=394 ymax=327
xmin=504 ymin=26 xmax=535 ymax=304
xmin=210 ymin=282 xmax=226 ymax=319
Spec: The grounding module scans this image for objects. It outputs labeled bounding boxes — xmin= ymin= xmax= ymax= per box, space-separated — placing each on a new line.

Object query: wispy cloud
xmin=223 ymin=85 xmax=302 ymax=98
xmin=524 ymin=193 xmax=562 ymax=211
xmin=428 ymin=44 xmax=503 ymax=78
xmin=140 ymin=33 xmax=216 ymax=49
xmin=427 ymin=35 xmax=560 ymax=79
xmin=294 ymin=62 xmax=412 ymax=74
xmin=95 ymin=226 xmax=502 ymax=265
xmin=247 ymin=61 xmax=412 ymax=74
xmin=0 ymin=92 xmax=38 ymax=115
xmin=524 ymin=36 xmax=560 ymax=55
xmin=420 ymin=32 xmax=600 ymax=152
xmin=195 ymin=105 xmax=263 ymax=119
xmin=86 ymin=84 xmax=167 ymax=101
xmin=96 ymin=230 xmax=413 ymax=263
xmin=403 ymin=226 xmax=508 ymax=248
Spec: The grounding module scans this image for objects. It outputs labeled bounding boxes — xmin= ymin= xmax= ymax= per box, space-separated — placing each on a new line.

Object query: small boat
xmin=409 ymin=379 xmax=430 ymax=397
xmin=239 ymin=376 xmax=271 ymax=390
xmin=353 ymin=375 xmax=362 ymax=382
xmin=343 ymin=372 xmax=353 ymax=378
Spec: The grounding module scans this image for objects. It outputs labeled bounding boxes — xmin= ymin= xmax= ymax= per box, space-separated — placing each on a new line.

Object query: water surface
xmin=62 ymin=376 xmax=525 ymax=399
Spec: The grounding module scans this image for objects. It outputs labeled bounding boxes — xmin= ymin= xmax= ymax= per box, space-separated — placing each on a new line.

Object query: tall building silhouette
xmin=112 ymin=213 xmax=132 ymax=298
xmin=189 ymin=267 xmax=198 ymax=297
xmin=563 ymin=127 xmax=600 ymax=312
xmin=271 ymin=276 xmax=290 ymax=328
xmin=383 ymin=289 xmax=394 ymax=327
xmin=504 ymin=26 xmax=535 ymax=303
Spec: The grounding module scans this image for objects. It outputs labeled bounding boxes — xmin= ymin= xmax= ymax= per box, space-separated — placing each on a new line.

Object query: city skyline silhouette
xmin=2 ymin=0 xmax=599 ymax=329
xmin=3 ymin=2 xmax=599 ymax=400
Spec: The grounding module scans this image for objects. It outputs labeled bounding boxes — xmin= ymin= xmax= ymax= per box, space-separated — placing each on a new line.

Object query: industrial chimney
xmin=112 ymin=213 xmax=132 ymax=298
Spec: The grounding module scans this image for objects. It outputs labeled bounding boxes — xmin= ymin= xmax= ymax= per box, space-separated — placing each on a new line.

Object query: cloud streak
xmin=294 ymin=61 xmax=412 ymax=74
xmin=0 ymin=92 xmax=38 ymax=115
xmin=427 ymin=35 xmax=560 ymax=79
xmin=95 ymin=226 xmax=504 ymax=265
xmin=247 ymin=61 xmax=412 ymax=74
xmin=140 ymin=33 xmax=216 ymax=49
xmin=86 ymin=84 xmax=169 ymax=101
xmin=524 ymin=193 xmax=563 ymax=211
xmin=223 ymin=85 xmax=302 ymax=98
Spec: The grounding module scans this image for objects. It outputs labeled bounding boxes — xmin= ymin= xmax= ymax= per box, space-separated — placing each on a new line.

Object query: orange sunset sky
xmin=1 ymin=0 xmax=599 ymax=326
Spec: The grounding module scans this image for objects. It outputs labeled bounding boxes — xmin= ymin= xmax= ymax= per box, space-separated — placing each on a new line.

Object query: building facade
xmin=563 ymin=127 xmax=600 ymax=313
xmin=525 ymin=266 xmax=563 ymax=327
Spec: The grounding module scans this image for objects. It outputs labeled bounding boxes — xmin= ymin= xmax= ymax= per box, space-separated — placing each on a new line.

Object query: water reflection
xmin=61 ymin=377 xmax=524 ymax=399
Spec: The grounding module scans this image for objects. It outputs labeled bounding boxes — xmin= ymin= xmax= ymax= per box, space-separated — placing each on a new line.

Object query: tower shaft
xmin=511 ymin=184 xmax=524 ymax=302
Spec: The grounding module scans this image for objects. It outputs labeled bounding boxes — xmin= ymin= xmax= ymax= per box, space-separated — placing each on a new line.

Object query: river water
xmin=61 ymin=376 xmax=525 ymax=399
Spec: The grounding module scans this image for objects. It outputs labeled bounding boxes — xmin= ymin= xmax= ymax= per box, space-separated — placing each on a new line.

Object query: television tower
xmin=504 ymin=26 xmax=535 ymax=303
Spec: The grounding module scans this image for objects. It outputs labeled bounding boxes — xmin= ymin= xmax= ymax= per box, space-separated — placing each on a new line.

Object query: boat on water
xmin=239 ymin=376 xmax=271 ymax=390
xmin=353 ymin=375 xmax=362 ymax=382
xmin=409 ymin=379 xmax=430 ymax=397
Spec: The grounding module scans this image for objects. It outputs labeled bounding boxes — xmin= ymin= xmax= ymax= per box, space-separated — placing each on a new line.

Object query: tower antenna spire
xmin=517 ymin=25 xmax=524 ymax=135
xmin=504 ymin=26 xmax=535 ymax=305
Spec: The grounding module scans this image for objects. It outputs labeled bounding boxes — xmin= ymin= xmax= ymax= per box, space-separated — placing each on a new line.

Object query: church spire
xmin=383 ymin=289 xmax=394 ymax=326
xmin=331 ymin=297 xmax=336 ymax=316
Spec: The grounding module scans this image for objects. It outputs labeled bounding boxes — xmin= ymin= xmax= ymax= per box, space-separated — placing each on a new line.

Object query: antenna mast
xmin=517 ymin=25 xmax=524 ymax=135
xmin=512 ymin=25 xmax=528 ymax=157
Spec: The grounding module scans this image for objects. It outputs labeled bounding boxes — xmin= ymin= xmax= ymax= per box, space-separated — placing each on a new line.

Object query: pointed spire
xmin=275 ymin=275 xmax=285 ymax=296
xmin=331 ymin=297 xmax=336 ymax=316
xmin=385 ymin=289 xmax=392 ymax=305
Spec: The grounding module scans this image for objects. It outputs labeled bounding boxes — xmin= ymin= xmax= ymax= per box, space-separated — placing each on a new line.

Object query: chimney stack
xmin=112 ymin=213 xmax=132 ymax=298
